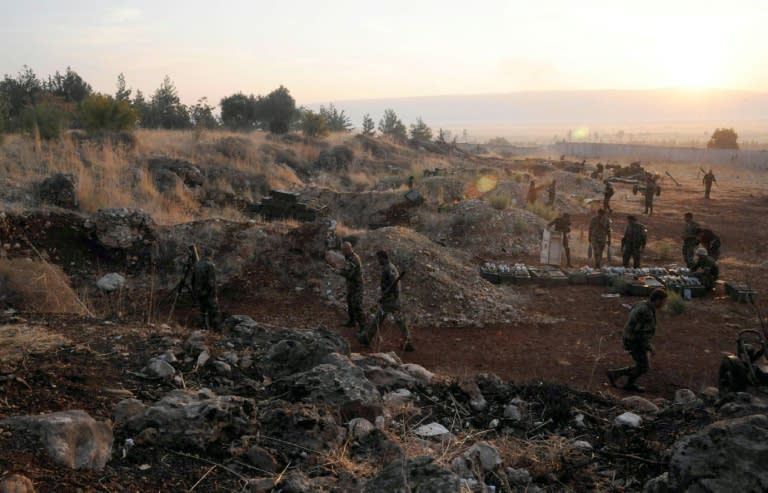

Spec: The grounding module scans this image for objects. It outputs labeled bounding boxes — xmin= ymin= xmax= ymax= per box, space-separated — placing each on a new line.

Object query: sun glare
xmin=655 ymin=20 xmax=727 ymax=90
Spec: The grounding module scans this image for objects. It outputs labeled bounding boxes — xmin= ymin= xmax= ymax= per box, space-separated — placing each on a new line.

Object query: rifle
xmin=164 ymin=244 xmax=200 ymax=322
xmin=665 ymin=171 xmax=681 ymax=187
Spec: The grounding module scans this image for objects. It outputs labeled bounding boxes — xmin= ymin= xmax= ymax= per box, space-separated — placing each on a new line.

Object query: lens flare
xmin=476 ymin=175 xmax=498 ymax=193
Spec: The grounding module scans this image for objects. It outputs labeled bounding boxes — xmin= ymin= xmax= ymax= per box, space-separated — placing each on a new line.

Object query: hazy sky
xmin=2 ymin=0 xmax=766 ymax=105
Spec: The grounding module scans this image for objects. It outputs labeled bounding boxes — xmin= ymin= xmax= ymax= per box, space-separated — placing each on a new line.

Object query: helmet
xmin=695 ymin=247 xmax=708 ymax=256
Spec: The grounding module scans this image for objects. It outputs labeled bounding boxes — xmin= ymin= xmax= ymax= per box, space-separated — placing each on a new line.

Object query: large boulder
xmin=258 ymin=403 xmax=345 ymax=458
xmin=271 ymin=354 xmax=382 ymax=420
xmin=363 ymin=456 xmax=463 ymax=493
xmin=668 ymin=413 xmax=768 ymax=492
xmin=121 ymin=389 xmax=257 ymax=451
xmin=148 ymin=157 xmax=204 ymax=191
xmin=38 ymin=173 xmax=78 ymax=209
xmin=87 ymin=208 xmax=156 ymax=250
xmin=244 ymin=324 xmax=350 ymax=379
xmin=0 ymin=410 xmax=113 ymax=470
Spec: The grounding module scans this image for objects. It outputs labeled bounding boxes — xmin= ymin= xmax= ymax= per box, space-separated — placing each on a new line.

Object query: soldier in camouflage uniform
xmin=682 ymin=212 xmax=700 ymax=268
xmin=359 ymin=250 xmax=414 ymax=352
xmin=191 ymin=248 xmax=220 ymax=330
xmin=339 ymin=242 xmax=366 ymax=334
xmin=607 ymin=288 xmax=668 ymax=393
xmin=588 ymin=209 xmax=612 ymax=268
xmin=703 ymin=170 xmax=716 ymax=199
xmin=547 ymin=212 xmax=572 ymax=268
xmin=621 ymin=215 xmax=647 ymax=268
xmin=643 ymin=174 xmax=659 ymax=215
xmin=603 ymin=181 xmax=614 ymax=212
xmin=691 ymin=247 xmax=720 ymax=292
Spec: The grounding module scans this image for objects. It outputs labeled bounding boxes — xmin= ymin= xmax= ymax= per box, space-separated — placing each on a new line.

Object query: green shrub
xmin=513 ymin=217 xmax=527 ymax=234
xmin=667 ymin=291 xmax=685 ymax=315
xmin=488 ymin=194 xmax=510 ymax=210
xmin=21 ymin=99 xmax=72 ymax=140
xmin=526 ymin=201 xmax=558 ymax=221
xmin=658 ymin=240 xmax=671 ymax=259
xmin=79 ymin=94 xmax=137 ymax=132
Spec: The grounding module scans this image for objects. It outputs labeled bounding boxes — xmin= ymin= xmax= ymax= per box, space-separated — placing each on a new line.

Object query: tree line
xmin=0 ymin=65 xmax=451 ymax=145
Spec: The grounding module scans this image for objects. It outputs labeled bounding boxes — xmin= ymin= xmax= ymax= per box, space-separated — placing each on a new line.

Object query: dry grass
xmin=0 ymin=324 xmax=70 ymax=367
xmin=0 ymin=258 xmax=89 ymax=314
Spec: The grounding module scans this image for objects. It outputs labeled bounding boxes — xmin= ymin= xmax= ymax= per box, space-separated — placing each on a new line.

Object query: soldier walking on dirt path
xmin=607 ymin=288 xmax=668 ymax=393
xmin=547 ymin=212 xmax=573 ymax=268
xmin=338 ymin=242 xmax=366 ymax=335
xmin=643 ymin=175 xmax=659 ymax=215
xmin=603 ymin=181 xmax=614 ymax=212
xmin=588 ymin=209 xmax=612 ymax=268
xmin=682 ymin=212 xmax=700 ymax=268
xmin=359 ymin=250 xmax=414 ymax=352
xmin=703 ymin=170 xmax=716 ymax=199
xmin=621 ymin=215 xmax=647 ymax=268
xmin=547 ymin=180 xmax=557 ymax=206
xmin=691 ymin=248 xmax=720 ymax=292
xmin=191 ymin=247 xmax=220 ymax=330
xmin=696 ymin=227 xmax=721 ymax=260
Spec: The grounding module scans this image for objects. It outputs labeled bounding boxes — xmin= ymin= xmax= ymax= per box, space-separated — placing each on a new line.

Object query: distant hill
xmin=313 ymin=89 xmax=768 ymax=129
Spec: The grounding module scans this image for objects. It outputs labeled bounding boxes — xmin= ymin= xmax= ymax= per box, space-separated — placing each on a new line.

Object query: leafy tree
xmin=190 ymin=97 xmax=218 ymax=129
xmin=220 ymin=92 xmax=258 ymax=130
xmin=409 ymin=117 xmax=433 ymax=141
xmin=254 ymin=85 xmax=296 ymax=134
xmin=361 ymin=113 xmax=375 ymax=136
xmin=79 ymin=93 xmax=137 ymax=132
xmin=319 ymin=104 xmax=353 ymax=132
xmin=115 ymin=73 xmax=132 ymax=102
xmin=707 ymin=128 xmax=739 ymax=150
xmin=45 ymin=67 xmax=92 ymax=103
xmin=300 ymin=109 xmax=328 ymax=138
xmin=21 ymin=95 xmax=73 ymax=140
xmin=142 ymin=76 xmax=191 ymax=129
xmin=378 ymin=108 xmax=406 ymax=142
xmin=0 ymin=66 xmax=44 ymax=128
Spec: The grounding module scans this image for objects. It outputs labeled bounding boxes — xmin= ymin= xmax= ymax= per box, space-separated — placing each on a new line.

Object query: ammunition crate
xmin=568 ymin=272 xmax=588 ymax=285
xmin=499 ymin=272 xmax=517 ymax=284
xmin=480 ymin=269 xmax=501 ymax=284
xmin=587 ymin=273 xmax=606 ymax=286
xmin=725 ymin=282 xmax=756 ymax=303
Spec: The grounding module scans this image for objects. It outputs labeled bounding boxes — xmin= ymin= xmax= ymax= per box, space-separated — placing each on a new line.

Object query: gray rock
xmin=643 ymin=472 xmax=669 ymax=493
xmin=348 ymin=418 xmax=375 ymax=439
xmin=506 ymin=467 xmax=532 ymax=485
xmin=573 ymin=440 xmax=593 ymax=450
xmin=360 ymin=365 xmax=418 ymax=390
xmin=246 ymin=477 xmax=275 ymax=493
xmin=185 ymin=331 xmax=208 ymax=355
xmin=196 ymin=350 xmax=210 ymax=368
xmin=259 ymin=403 xmax=345 ymax=456
xmin=364 ymin=456 xmax=463 ymax=493
xmin=225 ymin=315 xmax=259 ymax=338
xmin=622 ymin=396 xmax=660 ymax=414
xmin=504 ymin=404 xmax=523 ymax=422
xmin=0 ymin=410 xmax=113 ymax=470
xmin=272 ymin=355 xmax=382 ymax=420
xmin=258 ymin=325 xmax=350 ymax=378
xmin=124 ymin=390 xmax=257 ymax=451
xmin=719 ymin=392 xmax=768 ymax=417
xmin=383 ymin=388 xmax=413 ymax=403
xmin=674 ymin=389 xmax=703 ymax=408
xmin=213 ymin=360 xmax=232 ymax=375
xmin=114 ymin=398 xmax=147 ymax=426
xmin=399 ymin=363 xmax=435 ymax=383
xmin=615 ymin=412 xmax=643 ymax=428
xmin=38 ymin=173 xmax=78 ymax=209
xmin=143 ymin=357 xmax=175 ymax=380
xmin=246 ymin=446 xmax=278 ymax=473
xmin=414 ymin=422 xmax=450 ymax=437
xmin=89 ymin=208 xmax=156 ymax=250
xmin=278 ymin=471 xmax=312 ymax=493
xmin=668 ymin=414 xmax=768 ymax=492
xmin=96 ymin=273 xmax=125 ymax=292
xmin=462 ymin=441 xmax=502 ymax=472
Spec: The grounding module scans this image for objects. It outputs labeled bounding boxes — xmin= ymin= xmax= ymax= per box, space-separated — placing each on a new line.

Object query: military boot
xmin=607 ymin=368 xmax=629 ymax=388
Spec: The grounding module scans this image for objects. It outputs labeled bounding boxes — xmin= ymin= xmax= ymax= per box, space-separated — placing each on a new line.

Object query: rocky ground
xmin=1 ymin=131 xmax=768 ymax=491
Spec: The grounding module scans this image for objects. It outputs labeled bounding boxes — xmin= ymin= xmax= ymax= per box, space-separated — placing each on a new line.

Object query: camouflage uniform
xmin=340 ymin=251 xmax=366 ymax=332
xmin=363 ymin=260 xmax=412 ymax=348
xmin=643 ymin=180 xmax=657 ymax=215
xmin=697 ymin=228 xmax=721 ymax=260
xmin=588 ymin=214 xmax=612 ymax=268
xmin=682 ymin=219 xmax=700 ymax=268
xmin=191 ymin=258 xmax=220 ymax=330
xmin=608 ymin=300 xmax=658 ymax=390
xmin=621 ymin=221 xmax=647 ymax=268
xmin=703 ymin=171 xmax=716 ymax=199
xmin=603 ymin=182 xmax=614 ymax=211
xmin=691 ymin=255 xmax=719 ymax=291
